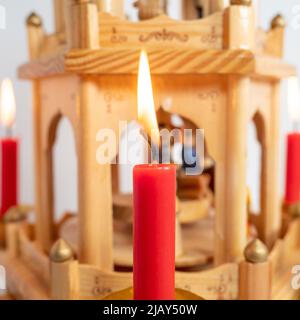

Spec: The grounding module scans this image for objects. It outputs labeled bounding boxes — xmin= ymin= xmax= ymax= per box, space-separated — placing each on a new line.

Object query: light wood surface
xmin=59 ymin=215 xmax=214 ymax=269
xmin=215 ymin=75 xmax=248 ymax=264
xmin=0 ymin=251 xmax=49 ymax=300
xmin=223 ymin=5 xmax=255 ymax=50
xmin=77 ymin=262 xmax=238 ymax=300
xmin=239 ymin=260 xmax=272 ymax=300
xmin=134 ymin=0 xmax=167 ymax=20
xmin=259 ymin=82 xmax=282 ymax=248
xmin=12 ymin=0 xmax=299 ymax=301
xmin=96 ymin=0 xmax=125 ymax=18
xmin=19 ymin=229 xmax=50 ymax=285
xmin=98 ymin=12 xmax=223 ymax=49
xmin=70 ymin=0 xmax=100 ymax=49
xmin=77 ymin=78 xmax=114 ymax=270
xmin=18 ymin=49 xmax=296 ymax=80
xmin=256 ymin=27 xmax=285 ymax=58
xmin=54 ymin=0 xmax=65 ymax=34
xmin=26 ymin=14 xmax=44 ymax=60
xmin=51 ymin=260 xmax=79 ymax=300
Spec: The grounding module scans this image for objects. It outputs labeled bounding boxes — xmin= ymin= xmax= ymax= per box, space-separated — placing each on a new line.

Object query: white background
xmin=0 ymin=0 xmax=299 ymax=218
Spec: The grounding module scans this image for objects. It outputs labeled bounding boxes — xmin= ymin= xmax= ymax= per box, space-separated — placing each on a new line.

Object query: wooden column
xmin=134 ymin=0 xmax=167 ymax=20
xmin=26 ymin=13 xmax=55 ymax=251
xmin=96 ymin=0 xmax=125 ymax=18
xmin=68 ymin=0 xmax=113 ymax=269
xmin=239 ymin=239 xmax=271 ymax=300
xmin=26 ymin=12 xmax=44 ymax=60
xmin=4 ymin=208 xmax=27 ymax=259
xmin=214 ymin=0 xmax=255 ymax=264
xmin=224 ymin=1 xmax=255 ymax=50
xmin=78 ymin=78 xmax=113 ymax=270
xmin=210 ymin=0 xmax=229 ymax=14
xmin=216 ymin=75 xmax=249 ymax=264
xmin=39 ymin=146 xmax=55 ymax=251
xmin=182 ymin=0 xmax=205 ymax=19
xmin=54 ymin=0 xmax=65 ymax=34
xmin=50 ymin=239 xmax=79 ymax=300
xmin=260 ymin=82 xmax=281 ymax=248
xmin=69 ymin=0 xmax=100 ymax=49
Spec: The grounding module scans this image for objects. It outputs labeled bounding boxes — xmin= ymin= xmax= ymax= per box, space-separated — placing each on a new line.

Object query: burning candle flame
xmin=0 ymin=78 xmax=16 ymax=129
xmin=287 ymin=76 xmax=300 ymax=124
xmin=138 ymin=50 xmax=160 ymax=146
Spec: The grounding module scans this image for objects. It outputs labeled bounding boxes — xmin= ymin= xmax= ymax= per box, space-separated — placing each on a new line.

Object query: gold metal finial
xmin=26 ymin=12 xmax=42 ymax=28
xmin=50 ymin=239 xmax=74 ymax=263
xmin=244 ymin=239 xmax=269 ymax=263
xmin=271 ymin=14 xmax=286 ymax=29
xmin=3 ymin=205 xmax=33 ymax=223
xmin=230 ymin=0 xmax=252 ymax=6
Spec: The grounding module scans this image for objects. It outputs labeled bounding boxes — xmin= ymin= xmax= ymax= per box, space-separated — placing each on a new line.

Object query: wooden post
xmin=269 ymin=14 xmax=286 ymax=57
xmin=78 ymin=78 xmax=114 ymax=270
xmin=69 ymin=0 xmax=100 ymax=49
xmin=26 ymin=12 xmax=44 ymax=60
xmin=259 ymin=82 xmax=282 ymax=248
xmin=26 ymin=14 xmax=52 ymax=252
xmin=239 ymin=239 xmax=271 ymax=300
xmin=50 ymin=239 xmax=79 ymax=300
xmin=182 ymin=0 xmax=204 ymax=19
xmin=54 ymin=0 xmax=65 ymax=34
xmin=210 ymin=0 xmax=230 ymax=14
xmin=33 ymin=82 xmax=46 ymax=251
xmin=224 ymin=0 xmax=255 ymax=50
xmin=216 ymin=75 xmax=249 ymax=264
xmin=4 ymin=208 xmax=27 ymax=259
xmin=96 ymin=0 xmax=125 ymax=18
xmin=67 ymin=0 xmax=113 ymax=270
xmin=134 ymin=0 xmax=167 ymax=20
xmin=214 ymin=0 xmax=254 ymax=264
xmin=39 ymin=147 xmax=55 ymax=251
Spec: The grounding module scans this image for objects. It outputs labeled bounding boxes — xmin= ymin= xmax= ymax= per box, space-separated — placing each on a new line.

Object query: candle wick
xmin=151 ymin=143 xmax=160 ymax=164
xmin=139 ymin=128 xmax=160 ymax=164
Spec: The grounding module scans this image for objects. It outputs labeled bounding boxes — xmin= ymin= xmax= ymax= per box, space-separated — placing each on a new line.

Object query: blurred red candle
xmin=285 ymin=77 xmax=300 ymax=204
xmin=133 ymin=51 xmax=176 ymax=300
xmin=0 ymin=79 xmax=18 ymax=216
xmin=285 ymin=133 xmax=300 ymax=204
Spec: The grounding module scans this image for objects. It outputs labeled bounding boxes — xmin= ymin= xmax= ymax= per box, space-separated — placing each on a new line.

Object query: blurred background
xmin=0 ymin=0 xmax=298 ymax=219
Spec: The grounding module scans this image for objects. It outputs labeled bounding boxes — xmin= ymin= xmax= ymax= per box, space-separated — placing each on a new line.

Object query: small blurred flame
xmin=137 ymin=50 xmax=160 ymax=146
xmin=0 ymin=78 xmax=16 ymax=128
xmin=287 ymin=76 xmax=300 ymax=123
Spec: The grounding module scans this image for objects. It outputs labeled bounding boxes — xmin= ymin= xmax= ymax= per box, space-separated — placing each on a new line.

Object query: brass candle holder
xmin=104 ymin=288 xmax=203 ymax=300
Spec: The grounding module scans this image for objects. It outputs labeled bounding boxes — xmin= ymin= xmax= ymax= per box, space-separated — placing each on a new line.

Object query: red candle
xmin=1 ymin=139 xmax=18 ymax=216
xmin=285 ymin=133 xmax=300 ymax=204
xmin=133 ymin=51 xmax=176 ymax=299
xmin=0 ymin=79 xmax=18 ymax=216
xmin=133 ymin=164 xmax=176 ymax=300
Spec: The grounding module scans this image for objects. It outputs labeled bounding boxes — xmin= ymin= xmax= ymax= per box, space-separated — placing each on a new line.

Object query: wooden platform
xmin=18 ymin=48 xmax=296 ymax=80
xmin=0 ymin=251 xmax=49 ymax=300
xmin=59 ymin=215 xmax=214 ymax=270
xmin=0 ymin=217 xmax=300 ymax=300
